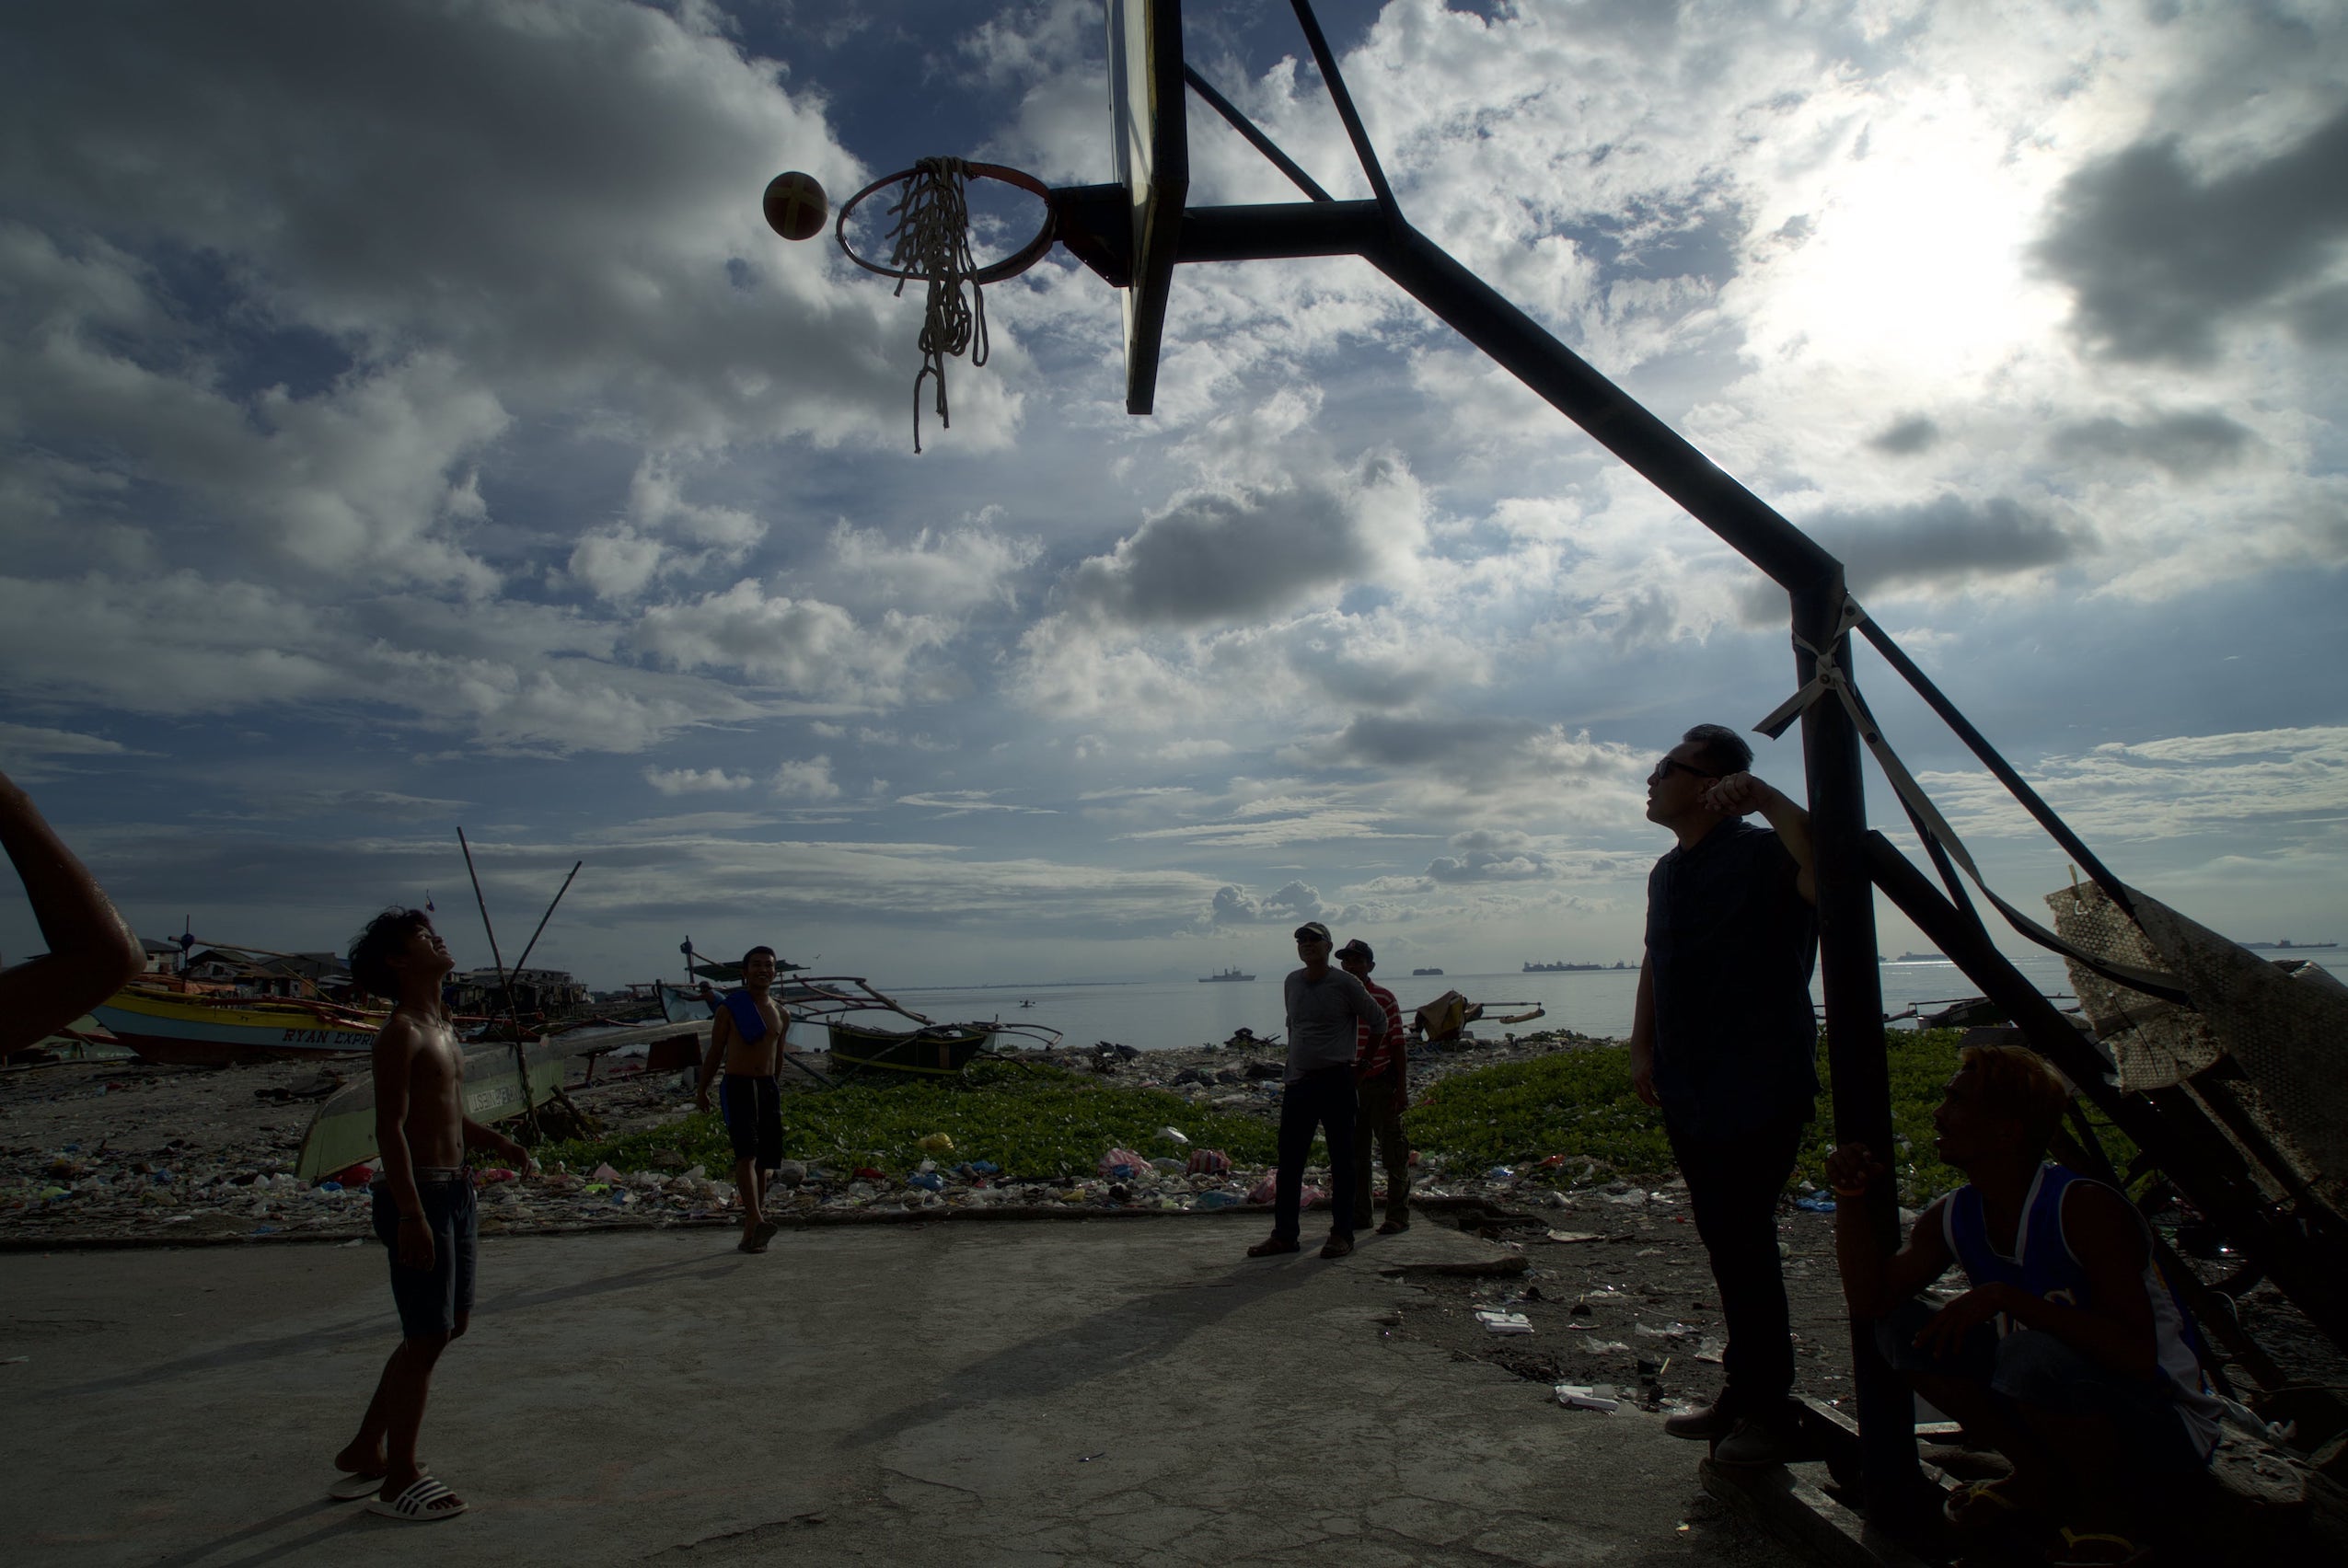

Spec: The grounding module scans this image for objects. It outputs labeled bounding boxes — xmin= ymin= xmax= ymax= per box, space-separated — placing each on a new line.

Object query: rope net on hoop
xmin=885 ymin=158 xmax=989 ymax=455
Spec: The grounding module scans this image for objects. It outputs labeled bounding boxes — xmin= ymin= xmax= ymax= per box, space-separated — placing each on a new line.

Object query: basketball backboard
xmin=1106 ymin=0 xmax=1186 ymax=416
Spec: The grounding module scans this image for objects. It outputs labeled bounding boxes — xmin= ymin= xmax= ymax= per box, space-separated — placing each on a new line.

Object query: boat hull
xmin=827 ymin=1020 xmax=992 ymax=1076
xmin=297 ymin=1036 xmax=568 ymax=1182
xmin=90 ymin=990 xmax=385 ymax=1066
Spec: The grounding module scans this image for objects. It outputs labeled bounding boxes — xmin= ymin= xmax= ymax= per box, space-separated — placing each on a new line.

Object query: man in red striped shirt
xmin=1338 ymin=940 xmax=1412 ymax=1234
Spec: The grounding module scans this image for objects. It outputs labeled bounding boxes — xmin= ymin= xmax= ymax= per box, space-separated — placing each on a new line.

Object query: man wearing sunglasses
xmin=1635 ymin=724 xmax=1819 ymax=1468
xmin=1248 ymin=922 xmax=1390 ymax=1260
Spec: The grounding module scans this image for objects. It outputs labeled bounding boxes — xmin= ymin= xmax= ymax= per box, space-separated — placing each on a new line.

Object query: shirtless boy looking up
xmin=696 ymin=946 xmax=789 ymax=1252
xmin=331 ymin=908 xmax=534 ymax=1524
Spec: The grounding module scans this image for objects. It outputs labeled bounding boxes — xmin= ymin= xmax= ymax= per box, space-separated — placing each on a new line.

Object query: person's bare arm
xmin=1629 ymin=954 xmax=1658 ymax=1107
xmin=1705 ymin=772 xmax=1816 ymax=905
xmin=1911 ymin=1182 xmax=2159 ymax=1377
xmin=460 ymin=1116 xmax=534 ymax=1177
xmin=0 ymin=770 xmax=144 ymax=1055
xmin=697 ymin=1006 xmax=736 ymax=1111
xmin=1826 ymin=1142 xmax=1952 ymax=1317
xmin=373 ymin=1018 xmax=434 ymax=1272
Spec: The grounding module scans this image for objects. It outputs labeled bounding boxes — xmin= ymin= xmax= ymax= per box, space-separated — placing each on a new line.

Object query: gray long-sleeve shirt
xmin=1283 ymin=966 xmax=1388 ymax=1081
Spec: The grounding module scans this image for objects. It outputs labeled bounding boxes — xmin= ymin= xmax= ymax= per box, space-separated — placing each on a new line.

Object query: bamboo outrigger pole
xmin=457 ymin=827 xmax=540 ymax=1141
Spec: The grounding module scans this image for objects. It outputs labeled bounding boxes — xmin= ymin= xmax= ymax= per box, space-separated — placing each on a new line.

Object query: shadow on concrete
xmin=145 ymin=1498 xmax=363 ymax=1568
xmin=840 ymin=1251 xmax=1330 ymax=1452
xmin=37 ymin=1249 xmax=738 ymax=1401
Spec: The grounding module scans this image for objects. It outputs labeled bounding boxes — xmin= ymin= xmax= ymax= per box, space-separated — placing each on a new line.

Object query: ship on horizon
xmin=1197 ymin=967 xmax=1255 ymax=983
xmin=2242 ymin=939 xmax=2338 ymax=951
xmin=1523 ymin=961 xmax=1608 ymax=973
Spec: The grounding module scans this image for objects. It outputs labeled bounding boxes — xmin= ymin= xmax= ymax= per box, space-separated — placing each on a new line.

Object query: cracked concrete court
xmin=3 ymin=1218 xmax=1802 ymax=1566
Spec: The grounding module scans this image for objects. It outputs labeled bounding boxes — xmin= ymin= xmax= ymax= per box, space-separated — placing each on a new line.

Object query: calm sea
xmin=871 ymin=951 xmax=2095 ymax=1055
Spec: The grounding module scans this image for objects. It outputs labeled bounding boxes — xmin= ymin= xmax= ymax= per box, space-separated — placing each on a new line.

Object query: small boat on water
xmin=1198 ymin=967 xmax=1255 ymax=983
xmin=1412 ymin=967 xmax=1443 ymax=976
xmin=87 ymin=986 xmax=387 ymax=1066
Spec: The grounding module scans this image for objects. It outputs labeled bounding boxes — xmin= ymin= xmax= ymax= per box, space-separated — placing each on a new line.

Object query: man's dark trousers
xmin=1667 ymin=1113 xmax=1806 ymax=1419
xmin=1272 ymin=1064 xmax=1358 ymax=1240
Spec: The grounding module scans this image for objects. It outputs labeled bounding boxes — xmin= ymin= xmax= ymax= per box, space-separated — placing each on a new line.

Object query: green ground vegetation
xmin=543 ymin=1030 xmax=2133 ymax=1207
xmin=539 ymin=1060 xmax=1278 ymax=1181
xmin=1409 ymin=1028 xmax=1970 ymax=1200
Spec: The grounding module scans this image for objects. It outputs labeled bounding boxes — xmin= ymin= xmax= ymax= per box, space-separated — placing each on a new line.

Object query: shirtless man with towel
xmin=696 ymin=946 xmax=790 ymax=1252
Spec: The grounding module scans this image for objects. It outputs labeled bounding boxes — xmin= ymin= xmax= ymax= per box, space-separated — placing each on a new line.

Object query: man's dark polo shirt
xmin=1646 ymin=818 xmax=1819 ymax=1139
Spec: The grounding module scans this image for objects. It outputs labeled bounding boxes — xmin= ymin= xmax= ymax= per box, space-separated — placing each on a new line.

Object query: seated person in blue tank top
xmin=1828 ymin=1045 xmax=2220 ymax=1562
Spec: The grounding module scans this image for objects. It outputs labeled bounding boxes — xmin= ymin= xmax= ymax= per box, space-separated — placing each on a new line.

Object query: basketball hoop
xmin=835 ymin=159 xmax=1056 ymax=453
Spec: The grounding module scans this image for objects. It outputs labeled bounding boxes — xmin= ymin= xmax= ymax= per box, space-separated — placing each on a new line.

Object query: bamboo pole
xmin=457 ymin=828 xmax=539 ymax=1141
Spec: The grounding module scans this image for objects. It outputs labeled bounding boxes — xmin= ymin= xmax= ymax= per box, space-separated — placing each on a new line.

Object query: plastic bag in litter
xmin=1475 ymin=1309 xmax=1534 ymax=1335
xmin=1186 ymin=1148 xmax=1232 ymax=1175
xmin=1579 ymin=1340 xmax=1631 ymax=1355
xmin=1099 ymin=1147 xmax=1151 ymax=1179
xmin=1149 ymin=1157 xmax=1184 ymax=1172
xmin=1556 ymin=1384 xmax=1620 ymax=1412
xmin=1159 ymin=1125 xmax=1190 ymax=1145
xmin=1633 ymin=1321 xmax=1694 ymax=1338
xmin=918 ymin=1133 xmax=955 ymax=1155
xmin=1694 ymin=1338 xmax=1727 ymax=1364
xmin=1792 ymin=1194 xmax=1836 ymax=1213
xmin=1246 ymin=1174 xmax=1278 ymax=1205
xmin=1193 ymin=1190 xmax=1241 ymax=1210
xmin=908 ymin=1172 xmax=945 ymax=1192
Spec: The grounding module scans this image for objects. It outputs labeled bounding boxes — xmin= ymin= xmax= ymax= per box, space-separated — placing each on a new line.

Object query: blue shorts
xmin=372 ymin=1172 xmax=478 ymax=1339
xmin=1875 ymin=1298 xmax=2206 ymax=1473
xmin=720 ymin=1073 xmax=782 ymax=1170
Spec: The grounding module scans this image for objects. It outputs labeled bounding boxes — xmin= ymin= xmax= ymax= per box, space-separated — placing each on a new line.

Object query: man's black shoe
xmin=1662 ymin=1401 xmax=1733 ymax=1440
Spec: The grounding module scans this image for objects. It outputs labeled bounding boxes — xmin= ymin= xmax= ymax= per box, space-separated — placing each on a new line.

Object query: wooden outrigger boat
xmin=87 ymin=986 xmax=387 ymax=1066
xmin=655 ymin=967 xmax=1060 ymax=1080
xmin=826 ymin=1019 xmax=996 ymax=1077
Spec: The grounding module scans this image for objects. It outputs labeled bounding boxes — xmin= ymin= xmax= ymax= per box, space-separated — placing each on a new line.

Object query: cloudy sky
xmin=2 ymin=0 xmax=2342 ymax=990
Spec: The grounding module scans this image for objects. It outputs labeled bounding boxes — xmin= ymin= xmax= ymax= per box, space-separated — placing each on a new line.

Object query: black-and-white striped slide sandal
xmin=365 ymin=1475 xmax=468 ymax=1522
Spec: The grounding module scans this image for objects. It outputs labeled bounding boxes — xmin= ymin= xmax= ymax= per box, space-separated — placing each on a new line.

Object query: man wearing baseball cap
xmin=1249 ymin=922 xmax=1389 ymax=1260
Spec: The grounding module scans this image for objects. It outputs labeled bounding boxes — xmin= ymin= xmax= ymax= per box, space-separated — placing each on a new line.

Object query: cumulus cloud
xmin=1425 ymin=829 xmax=1555 ymax=882
xmin=1209 ymin=881 xmax=1330 ymax=928
xmin=644 ymin=766 xmax=754 ymax=795
xmin=771 ymin=755 xmax=840 ymax=801
xmin=1058 ymin=482 xmax=1374 ymax=630
xmin=2033 ymin=105 xmax=2348 ymax=364
xmin=1869 ymin=417 xmax=1940 ymax=456
xmin=631 ymin=580 xmax=952 ymax=703
xmin=823 ymin=519 xmax=1039 ymax=613
xmin=2046 ymin=410 xmax=2254 ymax=476
xmin=1799 ymin=496 xmax=2094 ymax=598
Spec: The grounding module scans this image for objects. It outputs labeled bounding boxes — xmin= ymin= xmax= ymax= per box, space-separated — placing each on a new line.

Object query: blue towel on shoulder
xmin=720 ymin=987 xmax=767 ymax=1045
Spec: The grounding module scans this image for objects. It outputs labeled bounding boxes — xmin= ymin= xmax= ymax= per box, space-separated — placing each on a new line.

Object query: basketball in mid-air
xmin=763 ymin=171 xmax=828 ymax=241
